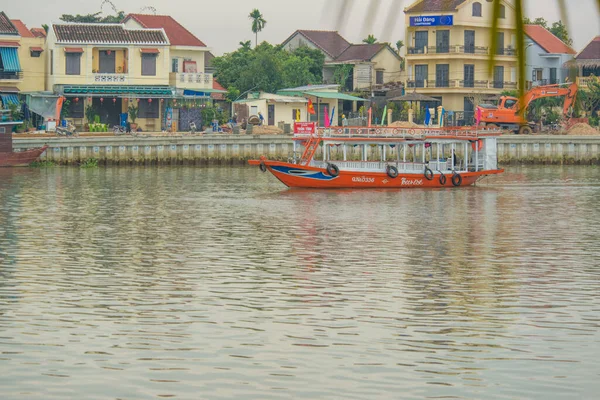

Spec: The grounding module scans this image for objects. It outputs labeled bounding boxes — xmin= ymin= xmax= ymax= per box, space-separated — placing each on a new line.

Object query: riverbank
xmin=12 ymin=134 xmax=600 ymax=165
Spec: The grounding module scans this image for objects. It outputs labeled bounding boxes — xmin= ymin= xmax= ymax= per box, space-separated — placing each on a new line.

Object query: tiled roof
xmin=405 ymin=0 xmax=466 ymax=13
xmin=31 ymin=28 xmax=47 ymax=38
xmin=0 ymin=41 xmax=20 ymax=47
xmin=576 ymin=36 xmax=600 ymax=60
xmin=334 ymin=43 xmax=389 ymax=62
xmin=53 ymin=24 xmax=168 ymax=44
xmin=525 ymin=25 xmax=576 ymax=55
xmin=10 ymin=19 xmax=34 ymax=38
xmin=285 ymin=30 xmax=351 ymax=59
xmin=0 ymin=12 xmax=18 ymax=35
xmin=123 ymin=14 xmax=206 ymax=47
xmin=211 ymin=79 xmax=226 ymax=100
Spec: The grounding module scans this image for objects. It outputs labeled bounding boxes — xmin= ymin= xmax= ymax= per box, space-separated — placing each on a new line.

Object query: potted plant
xmin=85 ymin=104 xmax=96 ymax=133
xmin=128 ymin=105 xmax=139 ymax=131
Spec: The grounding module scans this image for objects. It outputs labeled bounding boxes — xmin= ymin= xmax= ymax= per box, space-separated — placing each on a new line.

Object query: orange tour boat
xmin=249 ymin=123 xmax=503 ymax=189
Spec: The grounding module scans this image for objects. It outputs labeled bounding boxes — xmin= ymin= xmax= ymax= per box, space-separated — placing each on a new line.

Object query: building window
xmin=50 ymin=50 xmax=54 ymax=75
xmin=292 ymin=109 xmax=301 ymax=121
xmin=30 ymin=50 xmax=42 ymax=58
xmin=376 ymin=70 xmax=384 ymax=84
xmin=464 ymin=64 xmax=475 ymax=88
xmin=550 ymin=68 xmax=558 ymax=84
xmin=499 ymin=5 xmax=506 ymax=18
xmin=172 ymin=58 xmax=178 ymax=73
xmin=141 ymin=54 xmax=157 ymax=76
xmin=65 ymin=53 xmax=81 ymax=75
xmin=494 ymin=66 xmax=505 ymax=88
xmin=138 ymin=100 xmax=159 ymax=118
xmin=414 ymin=31 xmax=428 ymax=54
xmin=473 ymin=2 xmax=482 ymax=17
xmin=415 ymin=65 xmax=428 ymax=88
xmin=99 ymin=50 xmax=116 ymax=74
xmin=436 ymin=64 xmax=449 ymax=87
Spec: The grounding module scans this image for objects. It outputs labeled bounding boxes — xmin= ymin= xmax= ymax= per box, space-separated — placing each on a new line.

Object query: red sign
xmin=294 ymin=122 xmax=316 ymax=134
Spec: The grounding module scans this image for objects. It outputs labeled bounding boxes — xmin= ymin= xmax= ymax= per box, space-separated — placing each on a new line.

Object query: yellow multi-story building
xmin=46 ymin=15 xmax=216 ymax=132
xmin=0 ymin=12 xmax=45 ymax=109
xmin=404 ymin=0 xmax=517 ymax=123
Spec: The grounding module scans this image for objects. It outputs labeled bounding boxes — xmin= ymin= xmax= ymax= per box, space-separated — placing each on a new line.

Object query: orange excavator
xmin=477 ymin=83 xmax=578 ymax=134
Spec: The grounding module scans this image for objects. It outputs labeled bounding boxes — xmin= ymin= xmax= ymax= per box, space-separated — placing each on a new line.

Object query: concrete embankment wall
xmin=12 ymin=134 xmax=600 ymax=165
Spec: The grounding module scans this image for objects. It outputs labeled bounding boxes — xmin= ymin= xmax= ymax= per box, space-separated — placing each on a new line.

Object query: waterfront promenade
xmin=13 ymin=133 xmax=600 ymax=165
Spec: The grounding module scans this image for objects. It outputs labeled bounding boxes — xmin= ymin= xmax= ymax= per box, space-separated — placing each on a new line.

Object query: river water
xmin=0 ymin=166 xmax=599 ymax=399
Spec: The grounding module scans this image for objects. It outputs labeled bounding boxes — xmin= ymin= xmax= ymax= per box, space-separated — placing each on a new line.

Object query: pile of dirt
xmin=388 ymin=121 xmax=422 ymax=128
xmin=251 ymin=125 xmax=284 ymax=134
xmin=567 ymin=123 xmax=599 ymax=136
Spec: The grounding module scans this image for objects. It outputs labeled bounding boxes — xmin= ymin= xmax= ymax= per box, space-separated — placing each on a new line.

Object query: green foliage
xmin=226 ymin=86 xmax=241 ymax=102
xmin=127 ymin=105 xmax=138 ymax=123
xmin=249 ymin=9 xmax=266 ymax=47
xmin=523 ymin=17 xmax=573 ymax=46
xmin=201 ymin=105 xmax=227 ymax=126
xmin=239 ymin=41 xmax=252 ymax=51
xmin=80 ymin=158 xmax=99 ymax=168
xmin=363 ymin=34 xmax=377 ymax=44
xmin=8 ymin=103 xmax=22 ymax=121
xmin=576 ymin=76 xmax=600 ymax=116
xmin=85 ymin=104 xmax=96 ymax=124
xmin=60 ymin=99 xmax=70 ymax=120
xmin=59 ymin=10 xmax=125 ymax=23
xmin=395 ymin=40 xmax=404 ymax=54
xmin=333 ymin=64 xmax=353 ymax=89
xmin=42 ymin=24 xmax=49 ymax=33
xmin=212 ymin=43 xmax=324 ymax=95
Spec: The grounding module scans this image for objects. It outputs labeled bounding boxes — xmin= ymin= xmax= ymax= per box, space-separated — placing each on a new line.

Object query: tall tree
xmin=249 ymin=9 xmax=267 ymax=48
xmin=239 ymin=41 xmax=252 ymax=51
xmin=362 ymin=34 xmax=377 ymax=44
xmin=523 ymin=17 xmax=573 ymax=46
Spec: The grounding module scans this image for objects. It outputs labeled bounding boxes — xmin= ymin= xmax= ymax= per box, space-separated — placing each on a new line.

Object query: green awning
xmin=61 ymin=85 xmax=174 ymax=97
xmin=303 ymin=91 xmax=368 ymax=101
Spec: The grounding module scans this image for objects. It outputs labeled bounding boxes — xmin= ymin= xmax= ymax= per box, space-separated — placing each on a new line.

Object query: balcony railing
xmin=170 ymin=72 xmax=214 ymax=89
xmin=407 ymin=45 xmax=516 ymax=56
xmin=577 ymin=76 xmax=598 ymax=89
xmin=92 ymin=73 xmax=128 ymax=83
xmin=0 ymin=71 xmax=23 ymax=80
xmin=406 ymin=79 xmax=517 ymax=90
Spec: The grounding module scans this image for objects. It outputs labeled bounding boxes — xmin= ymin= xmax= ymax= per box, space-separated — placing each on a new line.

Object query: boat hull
xmin=0 ymin=146 xmax=48 ymax=167
xmin=249 ymin=160 xmax=503 ymax=189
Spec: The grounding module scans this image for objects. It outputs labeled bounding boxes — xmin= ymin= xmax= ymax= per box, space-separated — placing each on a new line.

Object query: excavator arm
xmin=520 ymin=83 xmax=578 ymax=116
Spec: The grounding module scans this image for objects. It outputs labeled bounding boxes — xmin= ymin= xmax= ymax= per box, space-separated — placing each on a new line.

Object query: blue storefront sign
xmin=410 ymin=15 xmax=454 ymax=27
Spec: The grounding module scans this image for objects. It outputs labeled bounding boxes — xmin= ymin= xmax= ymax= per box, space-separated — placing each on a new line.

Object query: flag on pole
xmin=330 ymin=106 xmax=335 ymax=126
xmin=439 ymin=107 xmax=445 ymax=127
xmin=381 ymin=105 xmax=387 ymax=126
xmin=324 ymin=106 xmax=330 ymax=127
xmin=425 ymin=108 xmax=431 ymax=126
xmin=368 ymin=107 xmax=372 ymax=127
xmin=307 ymin=99 xmax=316 ymax=115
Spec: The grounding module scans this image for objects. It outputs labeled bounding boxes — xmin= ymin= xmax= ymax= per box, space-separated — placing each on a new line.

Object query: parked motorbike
xmin=56 ymin=123 xmax=78 ymax=137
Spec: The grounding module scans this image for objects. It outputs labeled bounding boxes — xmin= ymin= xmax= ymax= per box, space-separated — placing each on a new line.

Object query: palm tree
xmin=395 ymin=40 xmax=404 ymax=55
xmin=239 ymin=40 xmax=252 ymax=51
xmin=362 ymin=34 xmax=377 ymax=44
xmin=249 ymin=9 xmax=267 ymax=48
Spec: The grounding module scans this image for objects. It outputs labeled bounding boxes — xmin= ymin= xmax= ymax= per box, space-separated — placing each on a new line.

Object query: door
xmin=414 ymin=31 xmax=428 ymax=53
xmin=464 ymin=64 xmax=474 ymax=88
xmin=464 ymin=30 xmax=475 ymax=53
xmin=92 ymin=98 xmax=121 ymax=126
xmin=464 ymin=97 xmax=474 ymax=126
xmin=99 ymin=50 xmax=116 ymax=73
xmin=550 ymin=68 xmax=557 ymax=84
xmin=494 ymin=66 xmax=504 ymax=88
xmin=436 ymin=30 xmax=449 ymax=53
xmin=496 ymin=33 xmax=505 ymax=55
xmin=436 ymin=64 xmax=449 ymax=87
xmin=268 ymin=104 xmax=275 ymax=126
xmin=415 ymin=65 xmax=428 ymax=87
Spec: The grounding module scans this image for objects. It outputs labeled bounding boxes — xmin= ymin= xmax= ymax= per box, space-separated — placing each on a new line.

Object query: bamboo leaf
xmin=514 ymin=0 xmax=526 ymax=116
xmin=488 ymin=0 xmax=503 ymax=76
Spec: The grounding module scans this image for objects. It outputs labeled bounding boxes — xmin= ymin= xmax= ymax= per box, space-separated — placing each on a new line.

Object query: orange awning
xmin=0 ymin=41 xmax=20 ymax=47
xmin=140 ymin=48 xmax=160 ymax=54
xmin=30 ymin=46 xmax=44 ymax=52
xmin=64 ymin=47 xmax=83 ymax=53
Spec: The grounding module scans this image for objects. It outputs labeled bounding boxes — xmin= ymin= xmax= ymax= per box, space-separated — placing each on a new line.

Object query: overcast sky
xmin=4 ymin=0 xmax=599 ymax=55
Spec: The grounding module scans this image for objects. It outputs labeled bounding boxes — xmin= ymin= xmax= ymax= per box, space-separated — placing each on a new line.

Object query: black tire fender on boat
xmin=386 ymin=165 xmax=399 ymax=179
xmin=452 ymin=173 xmax=462 ymax=187
xmin=259 ymin=162 xmax=267 ymax=173
xmin=326 ymin=163 xmax=340 ymax=177
xmin=424 ymin=167 xmax=434 ymax=181
xmin=439 ymin=173 xmax=447 ymax=186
